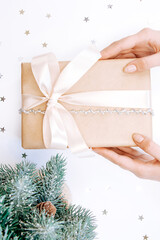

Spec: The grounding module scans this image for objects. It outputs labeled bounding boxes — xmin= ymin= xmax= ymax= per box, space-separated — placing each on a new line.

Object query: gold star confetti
xmin=138 ymin=215 xmax=144 ymax=221
xmin=19 ymin=9 xmax=25 ymax=15
xmin=46 ymin=13 xmax=51 ymax=18
xmin=0 ymin=96 xmax=6 ymax=102
xmin=84 ymin=17 xmax=89 ymax=22
xmin=22 ymin=153 xmax=27 ymax=159
xmin=143 ymin=235 xmax=149 ymax=240
xmin=42 ymin=42 xmax=48 ymax=48
xmin=25 ymin=30 xmax=30 ymax=36
xmin=102 ymin=209 xmax=108 ymax=215
xmin=107 ymin=4 xmax=113 ymax=9
xmin=0 ymin=127 xmax=5 ymax=133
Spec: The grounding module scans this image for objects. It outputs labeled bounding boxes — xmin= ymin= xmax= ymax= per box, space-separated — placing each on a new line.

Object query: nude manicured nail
xmin=133 ymin=133 xmax=144 ymax=143
xmin=124 ymin=65 xmax=137 ymax=73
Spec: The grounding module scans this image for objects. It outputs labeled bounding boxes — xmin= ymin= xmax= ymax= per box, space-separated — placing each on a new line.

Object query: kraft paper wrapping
xmin=21 ymin=59 xmax=152 ymax=149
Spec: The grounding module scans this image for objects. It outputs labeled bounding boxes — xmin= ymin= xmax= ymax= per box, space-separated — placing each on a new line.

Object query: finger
xmin=114 ymin=146 xmax=154 ymax=161
xmin=117 ymin=146 xmax=142 ymax=156
xmin=113 ymin=47 xmax=155 ymax=59
xmin=123 ymin=52 xmax=160 ymax=73
xmin=100 ymin=34 xmax=138 ymax=59
xmin=114 ymin=53 xmax=137 ymax=59
xmin=93 ymin=147 xmax=139 ymax=172
xmin=118 ymin=147 xmax=155 ymax=162
xmin=108 ymin=147 xmax=137 ymax=159
xmin=100 ymin=28 xmax=155 ymax=60
xmin=92 ymin=147 xmax=157 ymax=180
xmin=117 ymin=147 xmax=154 ymax=161
xmin=132 ymin=133 xmax=160 ymax=160
xmin=138 ymin=160 xmax=160 ymax=181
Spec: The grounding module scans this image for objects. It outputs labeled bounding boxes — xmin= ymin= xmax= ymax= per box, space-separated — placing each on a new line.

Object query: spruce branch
xmin=0 ymin=161 xmax=38 ymax=237
xmin=61 ymin=205 xmax=97 ymax=240
xmin=5 ymin=161 xmax=37 ymax=211
xmin=21 ymin=209 xmax=63 ymax=240
xmin=0 ymin=226 xmax=18 ymax=240
xmin=0 ymin=196 xmax=18 ymax=239
xmin=0 ymin=155 xmax=97 ymax=239
xmin=37 ymin=154 xmax=66 ymax=204
xmin=0 ymin=165 xmax=16 ymax=196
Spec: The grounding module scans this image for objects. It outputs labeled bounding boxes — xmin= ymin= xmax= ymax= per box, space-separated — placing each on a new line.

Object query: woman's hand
xmin=93 ymin=134 xmax=160 ymax=181
xmin=93 ymin=28 xmax=160 ymax=181
xmin=101 ymin=28 xmax=160 ymax=73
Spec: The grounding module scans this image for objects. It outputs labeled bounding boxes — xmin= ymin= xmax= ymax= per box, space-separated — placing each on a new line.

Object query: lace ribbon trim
xmin=20 ymin=107 xmax=153 ymax=115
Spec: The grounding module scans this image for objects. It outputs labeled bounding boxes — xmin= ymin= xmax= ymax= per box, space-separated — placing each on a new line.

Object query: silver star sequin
xmin=84 ymin=17 xmax=89 ymax=22
xmin=0 ymin=96 xmax=6 ymax=102
xmin=25 ymin=30 xmax=30 ymax=36
xmin=0 ymin=127 xmax=5 ymax=133
xmin=46 ymin=13 xmax=51 ymax=18
xmin=19 ymin=9 xmax=25 ymax=15
xmin=22 ymin=153 xmax=27 ymax=159
xmin=42 ymin=42 xmax=48 ymax=48
xmin=143 ymin=235 xmax=149 ymax=240
xmin=102 ymin=209 xmax=108 ymax=215
xmin=138 ymin=215 xmax=144 ymax=221
xmin=107 ymin=4 xmax=113 ymax=9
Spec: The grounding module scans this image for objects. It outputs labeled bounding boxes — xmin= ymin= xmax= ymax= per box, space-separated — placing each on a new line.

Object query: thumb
xmin=123 ymin=52 xmax=160 ymax=73
xmin=132 ymin=133 xmax=160 ymax=160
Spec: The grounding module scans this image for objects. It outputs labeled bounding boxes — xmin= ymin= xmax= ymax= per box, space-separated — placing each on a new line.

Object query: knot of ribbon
xmin=22 ymin=47 xmax=151 ymax=153
xmin=47 ymin=93 xmax=61 ymax=108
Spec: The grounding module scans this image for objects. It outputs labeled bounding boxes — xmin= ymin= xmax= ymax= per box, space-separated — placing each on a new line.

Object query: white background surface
xmin=1 ymin=0 xmax=160 ymax=239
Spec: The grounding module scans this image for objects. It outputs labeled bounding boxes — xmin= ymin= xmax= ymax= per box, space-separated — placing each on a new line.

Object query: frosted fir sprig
xmin=0 ymin=154 xmax=97 ymax=239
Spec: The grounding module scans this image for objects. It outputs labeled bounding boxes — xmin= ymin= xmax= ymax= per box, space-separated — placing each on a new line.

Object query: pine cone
xmin=36 ymin=201 xmax=56 ymax=217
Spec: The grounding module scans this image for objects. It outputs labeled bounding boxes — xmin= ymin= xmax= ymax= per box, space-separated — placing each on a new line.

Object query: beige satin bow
xmin=22 ymin=47 xmax=151 ymax=153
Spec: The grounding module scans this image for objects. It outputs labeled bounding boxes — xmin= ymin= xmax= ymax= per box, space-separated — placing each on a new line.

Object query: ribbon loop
xmin=23 ymin=47 xmax=102 ymax=153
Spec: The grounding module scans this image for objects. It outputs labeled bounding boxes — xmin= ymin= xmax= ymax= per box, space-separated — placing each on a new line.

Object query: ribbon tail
xmin=43 ymin=105 xmax=68 ymax=149
xmin=57 ymin=103 xmax=89 ymax=153
xmin=60 ymin=90 xmax=151 ymax=108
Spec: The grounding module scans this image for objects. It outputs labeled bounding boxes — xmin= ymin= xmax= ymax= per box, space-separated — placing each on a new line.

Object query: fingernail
xmin=133 ymin=133 xmax=144 ymax=143
xmin=124 ymin=64 xmax=137 ymax=73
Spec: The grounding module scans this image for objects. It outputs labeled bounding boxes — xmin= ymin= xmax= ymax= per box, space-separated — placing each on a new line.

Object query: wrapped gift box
xmin=21 ymin=58 xmax=152 ymax=149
